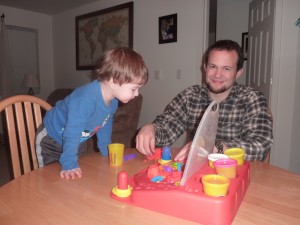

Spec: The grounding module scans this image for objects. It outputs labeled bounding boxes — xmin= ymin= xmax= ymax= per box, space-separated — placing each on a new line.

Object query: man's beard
xmin=207 ymin=82 xmax=227 ymax=94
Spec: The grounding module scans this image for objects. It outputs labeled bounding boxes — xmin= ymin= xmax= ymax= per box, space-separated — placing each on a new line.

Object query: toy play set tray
xmin=110 ymin=101 xmax=250 ymax=225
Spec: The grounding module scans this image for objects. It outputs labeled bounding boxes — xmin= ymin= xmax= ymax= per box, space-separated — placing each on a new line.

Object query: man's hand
xmin=136 ymin=124 xmax=156 ymax=156
xmin=175 ymin=142 xmax=227 ymax=161
xmin=60 ymin=168 xmax=82 ymax=180
xmin=174 ymin=142 xmax=192 ymax=161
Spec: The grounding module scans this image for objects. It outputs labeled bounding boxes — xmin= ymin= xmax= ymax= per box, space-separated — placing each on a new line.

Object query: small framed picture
xmin=158 ymin=13 xmax=177 ymax=44
xmin=242 ymin=32 xmax=248 ymax=60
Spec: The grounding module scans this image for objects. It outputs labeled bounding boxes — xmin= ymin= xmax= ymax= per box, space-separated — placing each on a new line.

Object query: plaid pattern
xmin=153 ymin=82 xmax=273 ymax=161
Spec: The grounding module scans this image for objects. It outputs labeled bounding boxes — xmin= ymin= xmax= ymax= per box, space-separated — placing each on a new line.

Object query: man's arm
xmin=218 ymin=90 xmax=273 ymax=161
xmin=222 ymin=107 xmax=273 ymax=160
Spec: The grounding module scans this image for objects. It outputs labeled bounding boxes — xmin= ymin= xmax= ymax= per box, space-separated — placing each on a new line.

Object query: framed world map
xmin=75 ymin=2 xmax=133 ymax=70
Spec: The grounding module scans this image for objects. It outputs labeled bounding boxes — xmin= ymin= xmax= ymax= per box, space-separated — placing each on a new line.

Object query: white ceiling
xmin=0 ymin=0 xmax=101 ymax=15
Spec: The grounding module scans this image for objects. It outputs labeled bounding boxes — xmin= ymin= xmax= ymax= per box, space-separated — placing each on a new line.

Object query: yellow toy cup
xmin=208 ymin=153 xmax=229 ymax=168
xmin=202 ymin=174 xmax=230 ymax=197
xmin=108 ymin=143 xmax=125 ymax=166
xmin=224 ymin=148 xmax=245 ymax=165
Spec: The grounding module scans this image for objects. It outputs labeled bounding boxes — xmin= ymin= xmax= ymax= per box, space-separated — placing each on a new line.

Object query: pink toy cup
xmin=213 ymin=158 xmax=238 ymax=179
xmin=208 ymin=153 xmax=229 ymax=168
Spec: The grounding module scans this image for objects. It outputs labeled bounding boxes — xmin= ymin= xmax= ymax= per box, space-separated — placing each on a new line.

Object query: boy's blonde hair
xmin=95 ymin=47 xmax=148 ymax=85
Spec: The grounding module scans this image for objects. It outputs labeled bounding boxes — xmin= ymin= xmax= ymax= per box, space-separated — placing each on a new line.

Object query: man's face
xmin=204 ymin=49 xmax=243 ymax=94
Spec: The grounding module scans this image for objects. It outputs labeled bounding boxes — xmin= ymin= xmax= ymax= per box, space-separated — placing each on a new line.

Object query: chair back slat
xmin=4 ymin=106 xmax=22 ymax=178
xmin=15 ymin=102 xmax=32 ymax=175
xmin=25 ymin=102 xmax=39 ymax=169
xmin=0 ymin=95 xmax=52 ymax=179
xmin=33 ymin=103 xmax=43 ymax=128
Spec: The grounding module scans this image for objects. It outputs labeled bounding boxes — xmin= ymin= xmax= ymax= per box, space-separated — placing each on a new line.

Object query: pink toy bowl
xmin=213 ymin=158 xmax=238 ymax=179
xmin=208 ymin=153 xmax=229 ymax=168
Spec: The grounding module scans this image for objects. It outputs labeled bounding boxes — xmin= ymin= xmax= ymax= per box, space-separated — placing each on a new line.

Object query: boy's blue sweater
xmin=44 ymin=80 xmax=118 ymax=170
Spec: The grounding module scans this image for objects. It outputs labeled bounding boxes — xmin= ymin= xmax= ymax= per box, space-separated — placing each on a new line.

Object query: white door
xmin=246 ymin=0 xmax=275 ymax=105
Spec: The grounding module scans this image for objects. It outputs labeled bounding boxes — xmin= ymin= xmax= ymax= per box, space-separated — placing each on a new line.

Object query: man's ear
xmin=203 ymin=64 xmax=207 ymax=72
xmin=236 ymin=68 xmax=243 ymax=79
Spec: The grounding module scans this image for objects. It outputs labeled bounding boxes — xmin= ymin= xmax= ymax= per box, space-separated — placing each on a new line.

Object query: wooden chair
xmin=264 ymin=151 xmax=270 ymax=164
xmin=0 ymin=95 xmax=52 ymax=178
xmin=263 ymin=107 xmax=273 ymax=164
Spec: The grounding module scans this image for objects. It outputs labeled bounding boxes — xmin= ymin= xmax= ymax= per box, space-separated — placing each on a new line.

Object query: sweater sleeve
xmin=59 ymin=97 xmax=94 ymax=170
xmin=96 ymin=113 xmax=113 ymax=156
xmin=96 ymin=99 xmax=118 ymax=156
xmin=220 ymin=91 xmax=273 ymax=161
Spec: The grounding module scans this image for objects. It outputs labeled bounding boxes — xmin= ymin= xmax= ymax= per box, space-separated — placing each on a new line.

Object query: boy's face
xmin=112 ymin=82 xmax=143 ymax=103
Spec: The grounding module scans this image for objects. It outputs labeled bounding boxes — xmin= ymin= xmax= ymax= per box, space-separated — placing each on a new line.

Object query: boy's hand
xmin=60 ymin=168 xmax=82 ymax=180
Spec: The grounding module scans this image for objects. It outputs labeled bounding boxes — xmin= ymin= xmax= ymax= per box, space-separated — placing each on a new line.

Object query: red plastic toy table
xmin=111 ymin=101 xmax=249 ymax=224
xmin=111 ymin=160 xmax=250 ymax=225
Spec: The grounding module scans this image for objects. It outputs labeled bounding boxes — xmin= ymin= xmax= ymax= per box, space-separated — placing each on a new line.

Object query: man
xmin=136 ymin=40 xmax=273 ymax=161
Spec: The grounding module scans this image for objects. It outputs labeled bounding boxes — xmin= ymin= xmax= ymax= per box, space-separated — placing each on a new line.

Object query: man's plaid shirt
xmin=153 ymin=82 xmax=273 ymax=161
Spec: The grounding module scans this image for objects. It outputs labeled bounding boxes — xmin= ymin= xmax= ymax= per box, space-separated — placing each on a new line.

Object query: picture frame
xmin=75 ymin=2 xmax=133 ymax=70
xmin=159 ymin=13 xmax=177 ymax=44
xmin=242 ymin=32 xmax=248 ymax=60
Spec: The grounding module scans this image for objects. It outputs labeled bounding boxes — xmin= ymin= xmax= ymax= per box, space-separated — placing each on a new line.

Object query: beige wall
xmin=0 ymin=5 xmax=55 ymax=99
xmin=52 ymin=0 xmax=206 ymax=147
xmin=217 ymin=0 xmax=252 ymax=85
xmin=272 ymin=0 xmax=300 ymax=173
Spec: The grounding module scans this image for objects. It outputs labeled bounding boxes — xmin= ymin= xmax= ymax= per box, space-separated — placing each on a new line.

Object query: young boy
xmin=36 ymin=47 xmax=148 ymax=180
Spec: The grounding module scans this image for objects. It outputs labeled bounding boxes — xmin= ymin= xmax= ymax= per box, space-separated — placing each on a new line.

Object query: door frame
xmin=269 ymin=0 xmax=282 ymax=164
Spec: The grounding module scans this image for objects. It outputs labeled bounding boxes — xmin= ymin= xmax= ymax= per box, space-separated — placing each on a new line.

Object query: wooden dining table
xmin=0 ymin=148 xmax=299 ymax=225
